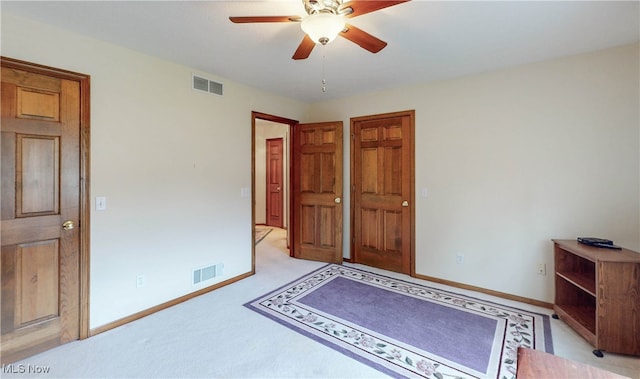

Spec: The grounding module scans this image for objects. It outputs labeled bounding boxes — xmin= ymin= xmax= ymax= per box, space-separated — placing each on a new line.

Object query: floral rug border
xmin=245 ymin=264 xmax=553 ymax=379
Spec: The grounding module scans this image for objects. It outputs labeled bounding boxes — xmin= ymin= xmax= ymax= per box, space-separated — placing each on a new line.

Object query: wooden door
xmin=351 ymin=111 xmax=414 ymax=274
xmin=266 ymin=138 xmax=283 ymax=228
xmin=1 ymin=62 xmax=85 ymax=363
xmin=292 ymin=122 xmax=343 ymax=263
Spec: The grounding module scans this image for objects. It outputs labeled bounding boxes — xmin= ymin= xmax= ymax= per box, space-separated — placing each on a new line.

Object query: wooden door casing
xmin=292 ymin=122 xmax=343 ymax=263
xmin=266 ymin=138 xmax=284 ymax=228
xmin=0 ymin=57 xmax=90 ymax=363
xmin=351 ymin=110 xmax=414 ymax=274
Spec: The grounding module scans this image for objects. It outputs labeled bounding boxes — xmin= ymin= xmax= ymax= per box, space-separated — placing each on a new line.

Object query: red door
xmin=266 ymin=138 xmax=283 ymax=228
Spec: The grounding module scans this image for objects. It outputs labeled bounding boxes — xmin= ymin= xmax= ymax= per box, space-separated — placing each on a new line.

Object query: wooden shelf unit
xmin=552 ymin=240 xmax=640 ymax=357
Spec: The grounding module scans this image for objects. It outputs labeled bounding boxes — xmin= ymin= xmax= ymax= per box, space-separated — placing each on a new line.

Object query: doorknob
xmin=277 ymin=186 xmax=281 ymax=191
xmin=402 ymin=201 xmax=409 ymax=207
xmin=335 ymin=197 xmax=341 ymax=204
xmin=62 ymin=220 xmax=75 ymax=230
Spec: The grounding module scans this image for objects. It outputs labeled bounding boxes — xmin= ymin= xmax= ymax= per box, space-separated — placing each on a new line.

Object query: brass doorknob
xmin=402 ymin=201 xmax=409 ymax=207
xmin=335 ymin=197 xmax=341 ymax=204
xmin=62 ymin=220 xmax=75 ymax=230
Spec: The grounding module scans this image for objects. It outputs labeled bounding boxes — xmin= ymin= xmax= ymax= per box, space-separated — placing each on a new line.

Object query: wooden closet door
xmin=1 ymin=65 xmax=81 ymax=363
xmin=351 ymin=111 xmax=414 ymax=274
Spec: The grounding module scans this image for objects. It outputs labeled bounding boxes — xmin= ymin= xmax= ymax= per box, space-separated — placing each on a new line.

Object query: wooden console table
xmin=552 ymin=239 xmax=640 ymax=357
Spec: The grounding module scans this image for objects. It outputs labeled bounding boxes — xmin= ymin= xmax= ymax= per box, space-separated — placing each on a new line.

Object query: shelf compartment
xmin=555 ymin=275 xmax=596 ymax=335
xmin=555 ymin=246 xmax=596 ymax=294
xmin=555 ymin=271 xmax=596 ymax=296
xmin=553 ymin=305 xmax=597 ymax=347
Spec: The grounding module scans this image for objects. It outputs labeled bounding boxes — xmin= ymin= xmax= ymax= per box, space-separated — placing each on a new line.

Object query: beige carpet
xmin=4 ymin=227 xmax=638 ymax=378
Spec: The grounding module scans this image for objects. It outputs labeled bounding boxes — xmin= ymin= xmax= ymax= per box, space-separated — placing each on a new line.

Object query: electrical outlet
xmin=537 ymin=263 xmax=546 ymax=276
xmin=456 ymin=254 xmax=464 ymax=264
xmin=136 ymin=275 xmax=145 ymax=288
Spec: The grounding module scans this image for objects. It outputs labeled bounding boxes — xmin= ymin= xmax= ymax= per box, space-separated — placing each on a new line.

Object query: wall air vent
xmin=192 ymin=74 xmax=223 ymax=96
xmin=192 ymin=263 xmax=224 ymax=285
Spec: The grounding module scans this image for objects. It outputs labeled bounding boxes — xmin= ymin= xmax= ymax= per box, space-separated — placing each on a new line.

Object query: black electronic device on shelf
xmin=577 ymin=237 xmax=622 ymax=250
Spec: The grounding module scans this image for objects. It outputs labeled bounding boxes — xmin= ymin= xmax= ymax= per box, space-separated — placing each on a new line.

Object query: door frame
xmin=350 ymin=110 xmax=416 ymax=276
xmin=251 ymin=111 xmax=297 ymax=271
xmin=1 ymin=56 xmax=91 ymax=339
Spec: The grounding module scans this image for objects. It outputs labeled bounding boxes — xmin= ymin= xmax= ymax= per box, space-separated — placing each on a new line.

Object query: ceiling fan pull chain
xmin=322 ymin=54 xmax=327 ymax=93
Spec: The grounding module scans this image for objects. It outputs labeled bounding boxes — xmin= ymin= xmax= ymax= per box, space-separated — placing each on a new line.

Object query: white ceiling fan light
xmin=301 ymin=12 xmax=345 ymax=45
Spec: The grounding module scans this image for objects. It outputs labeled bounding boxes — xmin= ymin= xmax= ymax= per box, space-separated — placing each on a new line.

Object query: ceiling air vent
xmin=192 ymin=74 xmax=223 ymax=96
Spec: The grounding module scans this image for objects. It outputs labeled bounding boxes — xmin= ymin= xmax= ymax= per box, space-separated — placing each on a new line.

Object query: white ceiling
xmin=2 ymin=1 xmax=639 ymax=102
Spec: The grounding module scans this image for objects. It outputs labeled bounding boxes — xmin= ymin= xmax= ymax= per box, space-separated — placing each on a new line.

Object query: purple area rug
xmin=245 ymin=264 xmax=553 ymax=379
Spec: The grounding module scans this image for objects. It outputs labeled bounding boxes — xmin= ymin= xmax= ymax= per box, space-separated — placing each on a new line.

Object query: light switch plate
xmin=96 ymin=196 xmax=106 ymax=211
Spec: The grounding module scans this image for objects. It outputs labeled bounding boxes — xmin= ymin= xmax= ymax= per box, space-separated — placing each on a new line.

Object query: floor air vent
xmin=193 ymin=263 xmax=224 ymax=285
xmin=192 ymin=74 xmax=223 ymax=95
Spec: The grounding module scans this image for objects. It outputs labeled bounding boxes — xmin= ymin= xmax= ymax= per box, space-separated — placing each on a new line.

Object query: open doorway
xmin=251 ymin=112 xmax=297 ymax=271
xmin=251 ymin=112 xmax=345 ymax=270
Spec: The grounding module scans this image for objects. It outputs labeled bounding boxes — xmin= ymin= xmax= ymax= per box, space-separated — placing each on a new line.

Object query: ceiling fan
xmin=229 ymin=0 xmax=409 ymax=60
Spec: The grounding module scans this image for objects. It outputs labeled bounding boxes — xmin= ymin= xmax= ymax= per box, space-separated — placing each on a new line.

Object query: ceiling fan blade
xmin=292 ymin=35 xmax=316 ymax=60
xmin=340 ymin=0 xmax=409 ymax=18
xmin=339 ymin=23 xmax=387 ymax=53
xmin=229 ymin=16 xmax=301 ymax=23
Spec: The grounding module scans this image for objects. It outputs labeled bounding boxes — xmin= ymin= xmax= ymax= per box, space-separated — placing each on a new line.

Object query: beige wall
xmin=1 ymin=13 xmax=309 ymax=328
xmin=304 ymin=43 xmax=640 ymax=302
xmin=2 ymin=10 xmax=638 ymax=326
